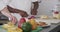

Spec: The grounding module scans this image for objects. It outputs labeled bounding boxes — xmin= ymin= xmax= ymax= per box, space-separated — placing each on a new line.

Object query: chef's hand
xmin=19 ymin=11 xmax=29 ymax=17
xmin=10 ymin=16 xmax=17 ymax=24
xmin=31 ymin=9 xmax=37 ymax=15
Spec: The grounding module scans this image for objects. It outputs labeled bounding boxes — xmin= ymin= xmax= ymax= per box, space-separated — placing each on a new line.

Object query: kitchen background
xmin=0 ymin=0 xmax=60 ymax=20
xmin=37 ymin=0 xmax=59 ymax=16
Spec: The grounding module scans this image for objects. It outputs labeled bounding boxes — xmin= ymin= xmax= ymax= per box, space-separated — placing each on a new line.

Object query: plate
xmin=41 ymin=24 xmax=51 ymax=28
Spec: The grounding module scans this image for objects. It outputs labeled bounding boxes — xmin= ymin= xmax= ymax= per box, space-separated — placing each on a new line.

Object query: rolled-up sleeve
xmin=0 ymin=0 xmax=10 ymax=11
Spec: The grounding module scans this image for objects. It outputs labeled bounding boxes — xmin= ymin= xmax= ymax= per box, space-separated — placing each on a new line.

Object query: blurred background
xmin=0 ymin=0 xmax=60 ymax=22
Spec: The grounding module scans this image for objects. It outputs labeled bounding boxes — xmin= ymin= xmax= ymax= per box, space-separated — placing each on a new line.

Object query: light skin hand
xmin=1 ymin=7 xmax=17 ymax=24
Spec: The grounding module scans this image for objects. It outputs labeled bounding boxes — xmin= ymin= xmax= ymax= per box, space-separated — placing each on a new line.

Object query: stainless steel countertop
xmin=40 ymin=23 xmax=60 ymax=32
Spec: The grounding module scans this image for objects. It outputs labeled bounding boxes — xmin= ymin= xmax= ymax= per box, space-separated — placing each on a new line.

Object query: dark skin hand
xmin=7 ymin=1 xmax=39 ymax=17
xmin=18 ymin=11 xmax=28 ymax=17
xmin=31 ymin=1 xmax=39 ymax=15
xmin=7 ymin=5 xmax=28 ymax=17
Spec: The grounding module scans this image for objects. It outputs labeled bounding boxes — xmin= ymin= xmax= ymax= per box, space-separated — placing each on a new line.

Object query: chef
xmin=0 ymin=0 xmax=39 ymax=24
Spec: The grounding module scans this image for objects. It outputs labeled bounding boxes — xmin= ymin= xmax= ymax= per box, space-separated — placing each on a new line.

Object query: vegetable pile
xmin=2 ymin=17 xmax=43 ymax=32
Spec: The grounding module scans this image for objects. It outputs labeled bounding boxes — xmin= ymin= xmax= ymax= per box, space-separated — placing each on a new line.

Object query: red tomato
xmin=18 ymin=18 xmax=26 ymax=28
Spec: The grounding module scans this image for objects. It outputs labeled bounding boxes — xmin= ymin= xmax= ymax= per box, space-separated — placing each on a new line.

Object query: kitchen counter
xmin=0 ymin=23 xmax=60 ymax=32
xmin=40 ymin=23 xmax=60 ymax=32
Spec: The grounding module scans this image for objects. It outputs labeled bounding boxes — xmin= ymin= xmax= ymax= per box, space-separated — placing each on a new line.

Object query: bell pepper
xmin=18 ymin=18 xmax=26 ymax=28
xmin=29 ymin=18 xmax=37 ymax=30
xmin=22 ymin=22 xmax=32 ymax=32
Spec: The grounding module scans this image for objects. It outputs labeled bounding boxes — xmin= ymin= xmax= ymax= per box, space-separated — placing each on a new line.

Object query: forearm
xmin=32 ymin=1 xmax=39 ymax=10
xmin=1 ymin=7 xmax=13 ymax=18
xmin=31 ymin=2 xmax=39 ymax=15
xmin=7 ymin=5 xmax=26 ymax=13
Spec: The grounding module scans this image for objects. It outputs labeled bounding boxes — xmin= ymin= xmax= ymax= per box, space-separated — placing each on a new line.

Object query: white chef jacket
xmin=0 ymin=0 xmax=38 ymax=21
